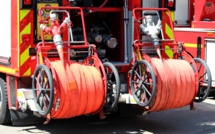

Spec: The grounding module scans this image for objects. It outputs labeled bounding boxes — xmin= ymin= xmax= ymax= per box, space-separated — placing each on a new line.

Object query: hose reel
xmin=33 ymin=60 xmax=107 ymax=118
xmin=32 ymin=64 xmax=54 ymax=116
xmin=103 ymin=62 xmax=120 ymax=113
xmin=193 ymin=58 xmax=212 ymax=102
xmin=174 ymin=51 xmax=212 ymax=103
xmin=130 ymin=57 xmax=198 ymax=111
xmin=32 ymin=57 xmax=121 ymax=118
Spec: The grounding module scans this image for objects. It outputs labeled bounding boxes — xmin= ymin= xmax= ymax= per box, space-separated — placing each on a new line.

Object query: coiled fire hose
xmin=50 ymin=61 xmax=105 ymax=119
xmin=148 ymin=58 xmax=196 ymax=112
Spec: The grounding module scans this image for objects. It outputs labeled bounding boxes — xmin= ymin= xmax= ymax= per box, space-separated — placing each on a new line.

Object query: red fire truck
xmin=0 ymin=0 xmax=211 ymax=125
xmin=174 ymin=0 xmax=214 ymax=96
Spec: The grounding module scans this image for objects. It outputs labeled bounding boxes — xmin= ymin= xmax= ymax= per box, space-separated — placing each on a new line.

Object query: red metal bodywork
xmin=174 ymin=0 xmax=215 ymax=90
xmin=175 ymin=0 xmax=215 ymax=59
xmin=192 ymin=0 xmax=215 ymax=28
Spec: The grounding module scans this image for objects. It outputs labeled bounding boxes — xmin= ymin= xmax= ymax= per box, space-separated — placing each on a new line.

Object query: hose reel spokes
xmin=103 ymin=62 xmax=120 ymax=113
xmin=193 ymin=58 xmax=212 ymax=102
xmin=32 ymin=64 xmax=54 ymax=116
xmin=130 ymin=60 xmax=156 ymax=107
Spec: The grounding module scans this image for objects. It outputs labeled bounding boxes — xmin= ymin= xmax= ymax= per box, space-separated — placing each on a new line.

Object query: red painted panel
xmin=174 ymin=30 xmax=214 ymax=59
xmin=11 ymin=0 xmax=18 ymax=69
xmin=129 ymin=0 xmax=141 ymax=10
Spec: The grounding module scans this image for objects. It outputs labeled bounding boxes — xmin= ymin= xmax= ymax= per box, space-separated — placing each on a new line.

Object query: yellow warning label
xmin=37 ymin=3 xmax=58 ymax=40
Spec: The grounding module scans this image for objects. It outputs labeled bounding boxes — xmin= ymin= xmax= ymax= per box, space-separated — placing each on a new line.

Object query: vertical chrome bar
xmin=124 ymin=0 xmax=129 ymax=63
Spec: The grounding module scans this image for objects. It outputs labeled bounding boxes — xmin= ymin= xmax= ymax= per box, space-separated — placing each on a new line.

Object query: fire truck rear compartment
xmin=0 ymin=0 xmax=212 ymax=126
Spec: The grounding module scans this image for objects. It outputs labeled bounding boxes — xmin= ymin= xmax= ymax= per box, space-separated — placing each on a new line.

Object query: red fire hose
xmin=147 ymin=58 xmax=197 ymax=112
xmin=49 ymin=61 xmax=105 ymax=119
